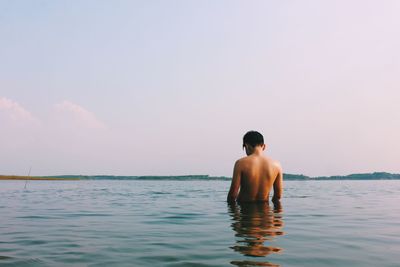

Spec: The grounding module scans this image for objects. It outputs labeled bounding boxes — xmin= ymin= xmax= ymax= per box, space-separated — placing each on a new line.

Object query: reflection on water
xmin=2 ymin=180 xmax=400 ymax=266
xmin=228 ymin=202 xmax=284 ymax=266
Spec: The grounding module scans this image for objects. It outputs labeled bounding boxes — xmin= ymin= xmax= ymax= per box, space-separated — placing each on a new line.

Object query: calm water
xmin=1 ymin=180 xmax=400 ymax=266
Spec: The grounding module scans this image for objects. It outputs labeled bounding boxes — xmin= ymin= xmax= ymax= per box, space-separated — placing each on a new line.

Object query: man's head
xmin=243 ymin=131 xmax=265 ymax=155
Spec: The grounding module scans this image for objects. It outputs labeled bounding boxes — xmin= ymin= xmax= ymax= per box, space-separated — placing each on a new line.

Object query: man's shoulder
xmin=234 ymin=156 xmax=251 ymax=168
xmin=271 ymin=159 xmax=282 ymax=172
xmin=234 ymin=157 xmax=247 ymax=166
xmin=263 ymin=156 xmax=282 ymax=170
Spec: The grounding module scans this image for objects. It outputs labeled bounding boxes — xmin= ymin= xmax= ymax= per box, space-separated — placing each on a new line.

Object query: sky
xmin=1 ymin=0 xmax=400 ymax=177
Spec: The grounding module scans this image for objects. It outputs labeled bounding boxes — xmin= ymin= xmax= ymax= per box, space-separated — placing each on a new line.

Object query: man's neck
xmin=251 ymin=146 xmax=264 ymax=156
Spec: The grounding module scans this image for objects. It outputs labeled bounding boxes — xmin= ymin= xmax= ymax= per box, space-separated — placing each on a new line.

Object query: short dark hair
xmin=243 ymin=131 xmax=264 ymax=148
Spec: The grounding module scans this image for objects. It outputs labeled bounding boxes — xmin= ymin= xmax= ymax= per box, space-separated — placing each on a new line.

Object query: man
xmin=227 ymin=131 xmax=283 ymax=204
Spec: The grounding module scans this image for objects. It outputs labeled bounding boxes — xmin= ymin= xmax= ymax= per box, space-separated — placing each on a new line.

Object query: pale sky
xmin=1 ymin=1 xmax=399 ymax=177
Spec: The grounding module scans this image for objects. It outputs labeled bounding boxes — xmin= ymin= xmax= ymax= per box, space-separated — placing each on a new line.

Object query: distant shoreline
xmin=0 ymin=175 xmax=80 ymax=181
xmin=1 ymin=172 xmax=400 ymax=181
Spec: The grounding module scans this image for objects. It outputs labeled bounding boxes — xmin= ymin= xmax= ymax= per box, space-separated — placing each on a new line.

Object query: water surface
xmin=1 ymin=180 xmax=399 ymax=266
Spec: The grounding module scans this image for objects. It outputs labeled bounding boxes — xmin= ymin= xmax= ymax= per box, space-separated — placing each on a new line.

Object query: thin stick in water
xmin=24 ymin=166 xmax=32 ymax=189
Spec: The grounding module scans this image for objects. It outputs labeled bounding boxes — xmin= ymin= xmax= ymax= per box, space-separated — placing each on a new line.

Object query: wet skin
xmin=227 ymin=144 xmax=283 ymax=204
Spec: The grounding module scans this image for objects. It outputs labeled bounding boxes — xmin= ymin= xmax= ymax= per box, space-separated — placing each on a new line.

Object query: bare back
xmin=227 ymin=152 xmax=283 ymax=203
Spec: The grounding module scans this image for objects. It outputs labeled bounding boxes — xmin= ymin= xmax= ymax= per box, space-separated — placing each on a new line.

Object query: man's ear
xmin=262 ymin=144 xmax=266 ymax=151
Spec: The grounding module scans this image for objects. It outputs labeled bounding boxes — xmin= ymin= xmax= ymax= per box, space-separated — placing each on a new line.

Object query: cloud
xmin=0 ymin=96 xmax=38 ymax=124
xmin=54 ymin=100 xmax=106 ymax=129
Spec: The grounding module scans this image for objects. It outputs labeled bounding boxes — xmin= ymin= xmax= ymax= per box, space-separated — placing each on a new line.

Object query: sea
xmin=1 ymin=179 xmax=399 ymax=267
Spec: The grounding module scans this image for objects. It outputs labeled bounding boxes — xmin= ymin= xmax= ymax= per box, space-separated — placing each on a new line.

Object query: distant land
xmin=283 ymin=172 xmax=400 ymax=180
xmin=1 ymin=172 xmax=400 ymax=181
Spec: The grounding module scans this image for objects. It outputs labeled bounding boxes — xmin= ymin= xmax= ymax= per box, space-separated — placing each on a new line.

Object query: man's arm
xmin=272 ymin=165 xmax=283 ymax=204
xmin=227 ymin=160 xmax=241 ymax=203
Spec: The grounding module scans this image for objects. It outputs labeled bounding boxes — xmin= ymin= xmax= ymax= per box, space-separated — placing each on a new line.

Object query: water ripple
xmin=1 ymin=180 xmax=400 ymax=266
